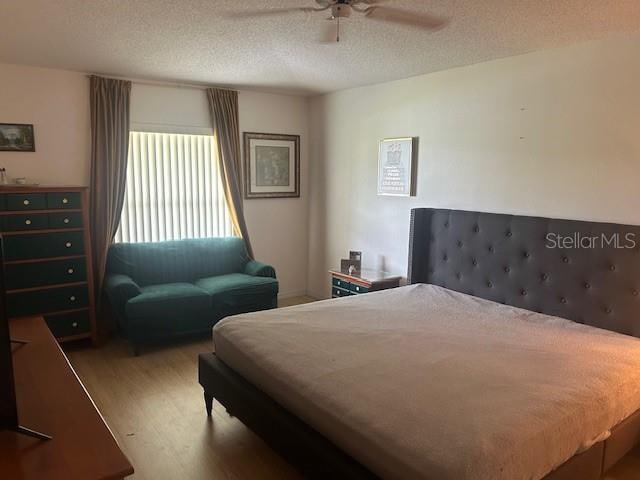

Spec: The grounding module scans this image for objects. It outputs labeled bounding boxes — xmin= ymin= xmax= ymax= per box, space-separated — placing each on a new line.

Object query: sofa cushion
xmin=107 ymin=237 xmax=250 ymax=287
xmin=126 ymin=282 xmax=211 ymax=319
xmin=195 ymin=273 xmax=278 ymax=307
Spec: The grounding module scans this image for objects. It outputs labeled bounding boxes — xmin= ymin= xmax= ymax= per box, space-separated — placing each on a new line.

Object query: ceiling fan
xmin=228 ymin=1 xmax=448 ymax=43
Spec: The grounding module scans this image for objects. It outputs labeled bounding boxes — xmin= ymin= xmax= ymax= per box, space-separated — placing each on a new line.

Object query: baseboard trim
xmin=277 ymin=290 xmax=311 ymax=300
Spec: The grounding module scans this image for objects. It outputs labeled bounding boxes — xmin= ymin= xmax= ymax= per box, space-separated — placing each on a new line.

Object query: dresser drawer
xmin=332 ymin=286 xmax=352 ymax=298
xmin=332 ymin=277 xmax=351 ymax=290
xmin=47 ymin=192 xmax=81 ymax=209
xmin=6 ymin=193 xmax=47 ymax=210
xmin=1 ymin=213 xmax=49 ymax=232
xmin=49 ymin=212 xmax=83 ymax=229
xmin=7 ymin=284 xmax=89 ymax=317
xmin=4 ymin=231 xmax=85 ymax=261
xmin=349 ymin=283 xmax=369 ymax=294
xmin=5 ymin=258 xmax=87 ymax=290
xmin=45 ymin=310 xmax=91 ymax=338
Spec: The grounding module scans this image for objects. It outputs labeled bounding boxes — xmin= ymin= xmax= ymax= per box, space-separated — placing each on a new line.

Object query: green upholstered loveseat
xmin=103 ymin=237 xmax=277 ymax=353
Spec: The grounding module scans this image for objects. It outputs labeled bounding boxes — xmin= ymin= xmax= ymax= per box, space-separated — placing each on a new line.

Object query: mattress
xmin=212 ymin=284 xmax=640 ymax=480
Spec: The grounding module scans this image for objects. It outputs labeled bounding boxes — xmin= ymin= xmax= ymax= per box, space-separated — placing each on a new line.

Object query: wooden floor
xmin=65 ymin=295 xmax=640 ymax=480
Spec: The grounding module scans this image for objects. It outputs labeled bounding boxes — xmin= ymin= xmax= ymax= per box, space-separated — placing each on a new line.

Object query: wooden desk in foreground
xmin=0 ymin=316 xmax=133 ymax=480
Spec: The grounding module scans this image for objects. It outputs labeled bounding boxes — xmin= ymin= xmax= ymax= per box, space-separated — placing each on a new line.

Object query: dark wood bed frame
xmin=199 ymin=208 xmax=640 ymax=479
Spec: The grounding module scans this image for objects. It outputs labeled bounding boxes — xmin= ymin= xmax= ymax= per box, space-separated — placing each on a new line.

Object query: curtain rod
xmin=86 ymin=74 xmax=237 ymax=92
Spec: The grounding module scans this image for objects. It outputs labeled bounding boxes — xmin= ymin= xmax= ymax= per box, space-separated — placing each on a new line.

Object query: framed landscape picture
xmin=0 ymin=124 xmax=35 ymax=152
xmin=377 ymin=137 xmax=417 ymax=196
xmin=243 ymin=132 xmax=300 ymax=199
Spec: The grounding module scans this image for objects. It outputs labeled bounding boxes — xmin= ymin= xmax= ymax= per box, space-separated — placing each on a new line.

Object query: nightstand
xmin=329 ymin=269 xmax=402 ymax=298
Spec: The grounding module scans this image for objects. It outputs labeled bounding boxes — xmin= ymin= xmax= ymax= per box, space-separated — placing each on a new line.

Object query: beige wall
xmin=238 ymin=90 xmax=309 ymax=299
xmin=307 ymin=33 xmax=640 ymax=298
xmin=0 ymin=64 xmax=309 ymax=298
xmin=0 ymin=63 xmax=90 ymax=185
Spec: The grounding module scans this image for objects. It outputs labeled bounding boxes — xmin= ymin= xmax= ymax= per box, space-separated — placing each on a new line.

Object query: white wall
xmin=0 ymin=63 xmax=90 ymax=185
xmin=307 ymin=33 xmax=640 ymax=298
xmin=0 ymin=65 xmax=309 ymax=298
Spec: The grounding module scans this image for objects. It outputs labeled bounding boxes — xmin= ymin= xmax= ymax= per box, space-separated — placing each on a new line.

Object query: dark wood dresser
xmin=329 ymin=269 xmax=402 ymax=298
xmin=0 ymin=187 xmax=96 ymax=344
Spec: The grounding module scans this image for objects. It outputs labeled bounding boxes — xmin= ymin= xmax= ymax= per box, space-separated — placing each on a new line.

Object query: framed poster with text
xmin=377 ymin=137 xmax=417 ymax=196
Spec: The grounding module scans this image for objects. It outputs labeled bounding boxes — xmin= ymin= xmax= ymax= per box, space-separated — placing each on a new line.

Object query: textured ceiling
xmin=1 ymin=0 xmax=639 ymax=95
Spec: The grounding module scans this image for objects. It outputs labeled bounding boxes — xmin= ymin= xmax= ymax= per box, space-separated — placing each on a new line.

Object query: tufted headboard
xmin=408 ymin=208 xmax=640 ymax=338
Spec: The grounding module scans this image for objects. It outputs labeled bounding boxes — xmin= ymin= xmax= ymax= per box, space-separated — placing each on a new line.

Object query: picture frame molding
xmin=243 ymin=131 xmax=300 ymax=199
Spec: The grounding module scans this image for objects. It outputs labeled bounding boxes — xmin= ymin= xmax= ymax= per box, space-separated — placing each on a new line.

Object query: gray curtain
xmin=206 ymin=88 xmax=254 ymax=258
xmin=89 ymin=75 xmax=131 ymax=334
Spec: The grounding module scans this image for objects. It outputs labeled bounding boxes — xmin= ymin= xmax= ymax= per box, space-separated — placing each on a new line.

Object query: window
xmin=115 ymin=131 xmax=234 ymax=243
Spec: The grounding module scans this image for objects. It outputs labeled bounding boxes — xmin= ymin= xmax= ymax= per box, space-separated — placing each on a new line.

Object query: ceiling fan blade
xmin=227 ymin=6 xmax=328 ymax=19
xmin=315 ymin=0 xmax=333 ymax=6
xmin=363 ymin=6 xmax=448 ymax=30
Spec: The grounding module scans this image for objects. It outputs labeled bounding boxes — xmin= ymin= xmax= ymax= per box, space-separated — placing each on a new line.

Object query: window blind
xmin=115 ymin=131 xmax=234 ymax=243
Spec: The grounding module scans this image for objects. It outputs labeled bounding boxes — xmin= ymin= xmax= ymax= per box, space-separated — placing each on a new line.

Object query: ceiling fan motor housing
xmin=331 ymin=3 xmax=352 ymax=18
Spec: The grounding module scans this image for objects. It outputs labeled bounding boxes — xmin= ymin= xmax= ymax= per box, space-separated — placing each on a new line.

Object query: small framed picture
xmin=0 ymin=123 xmax=35 ymax=152
xmin=377 ymin=137 xmax=417 ymax=196
xmin=243 ymin=132 xmax=300 ymax=199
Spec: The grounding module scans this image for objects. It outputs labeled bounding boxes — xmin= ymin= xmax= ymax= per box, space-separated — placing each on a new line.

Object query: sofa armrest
xmin=244 ymin=260 xmax=276 ymax=278
xmin=103 ymin=273 xmax=142 ymax=305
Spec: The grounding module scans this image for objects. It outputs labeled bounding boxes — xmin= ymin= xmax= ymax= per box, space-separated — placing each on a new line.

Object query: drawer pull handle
xmin=65 ymin=242 xmax=72 ymax=248
xmin=72 ymin=322 xmax=78 ymax=328
xmin=70 ymin=296 xmax=76 ymax=302
xmin=23 ymin=199 xmax=30 ymax=206
xmin=62 ymin=198 xmax=69 ymax=204
xmin=63 ymin=218 xmax=70 ymax=224
xmin=25 ymin=219 xmax=32 ymax=225
xmin=68 ymin=268 xmax=74 ymax=274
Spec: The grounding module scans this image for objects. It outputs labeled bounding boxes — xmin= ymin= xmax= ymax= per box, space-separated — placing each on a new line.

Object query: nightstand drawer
xmin=332 ymin=286 xmax=352 ymax=298
xmin=45 ymin=310 xmax=91 ymax=338
xmin=6 ymin=193 xmax=47 ymax=210
xmin=1 ymin=213 xmax=49 ymax=231
xmin=4 ymin=231 xmax=85 ymax=260
xmin=47 ymin=192 xmax=81 ymax=209
xmin=7 ymin=284 xmax=89 ymax=317
xmin=5 ymin=258 xmax=87 ymax=290
xmin=49 ymin=211 xmax=83 ymax=228
xmin=332 ymin=277 xmax=351 ymax=290
xmin=349 ymin=283 xmax=369 ymax=294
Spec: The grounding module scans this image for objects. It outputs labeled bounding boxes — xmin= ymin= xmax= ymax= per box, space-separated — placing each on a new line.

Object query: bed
xmin=199 ymin=208 xmax=640 ymax=479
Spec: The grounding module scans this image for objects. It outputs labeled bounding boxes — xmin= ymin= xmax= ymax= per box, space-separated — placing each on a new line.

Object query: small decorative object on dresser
xmin=0 ymin=124 xmax=35 ymax=152
xmin=0 ymin=186 xmax=96 ymax=344
xmin=243 ymin=132 xmax=300 ymax=199
xmin=329 ymin=268 xmax=401 ymax=298
xmin=377 ymin=137 xmax=417 ymax=196
xmin=340 ymin=250 xmax=363 ymax=275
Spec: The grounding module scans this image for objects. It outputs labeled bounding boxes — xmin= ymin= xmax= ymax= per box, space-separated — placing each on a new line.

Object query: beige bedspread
xmin=213 ymin=284 xmax=640 ymax=480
